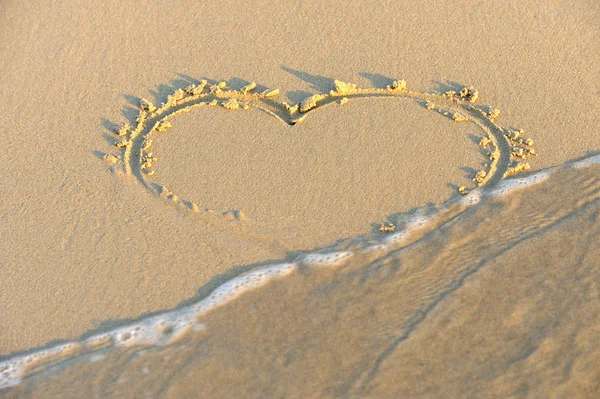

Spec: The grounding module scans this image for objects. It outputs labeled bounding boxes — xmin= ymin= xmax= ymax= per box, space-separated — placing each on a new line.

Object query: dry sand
xmin=0 ymin=0 xmax=599 ymax=397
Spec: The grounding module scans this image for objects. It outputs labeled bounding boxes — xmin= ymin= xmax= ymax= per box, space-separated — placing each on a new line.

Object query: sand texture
xmin=0 ymin=0 xmax=599 ymax=397
xmin=4 ymin=155 xmax=600 ymax=398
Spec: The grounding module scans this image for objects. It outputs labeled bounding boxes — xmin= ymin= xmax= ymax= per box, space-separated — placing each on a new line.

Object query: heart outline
xmin=105 ymin=77 xmax=537 ymax=218
xmin=0 ymin=80 xmax=540 ymax=389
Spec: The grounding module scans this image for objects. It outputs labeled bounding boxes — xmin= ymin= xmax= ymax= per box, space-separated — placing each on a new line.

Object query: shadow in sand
xmin=359 ymin=72 xmax=395 ymax=88
xmin=281 ymin=66 xmax=335 ymax=93
xmin=2 ymin=70 xmax=548 ymax=383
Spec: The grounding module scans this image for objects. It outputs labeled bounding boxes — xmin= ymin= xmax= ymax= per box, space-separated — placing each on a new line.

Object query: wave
xmin=2 ymin=153 xmax=599 ymax=394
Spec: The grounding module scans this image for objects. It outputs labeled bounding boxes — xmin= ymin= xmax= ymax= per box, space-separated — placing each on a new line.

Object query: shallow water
xmin=2 ymin=156 xmax=600 ymax=398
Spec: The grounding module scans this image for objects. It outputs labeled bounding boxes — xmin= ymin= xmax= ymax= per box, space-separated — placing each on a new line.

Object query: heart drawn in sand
xmin=0 ymin=78 xmax=542 ymax=392
xmin=104 ymin=77 xmax=536 ymax=228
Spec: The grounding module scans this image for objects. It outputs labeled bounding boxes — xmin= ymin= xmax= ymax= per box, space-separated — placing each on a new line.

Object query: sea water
xmin=2 ymin=155 xmax=599 ymax=398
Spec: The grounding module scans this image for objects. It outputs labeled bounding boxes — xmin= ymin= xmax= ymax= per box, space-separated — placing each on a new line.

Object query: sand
xmin=0 ymin=0 xmax=599 ymax=397
xmin=4 ymin=154 xmax=600 ymax=398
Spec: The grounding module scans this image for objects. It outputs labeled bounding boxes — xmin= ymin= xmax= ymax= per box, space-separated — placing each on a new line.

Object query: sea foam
xmin=2 ymin=155 xmax=598 ymax=390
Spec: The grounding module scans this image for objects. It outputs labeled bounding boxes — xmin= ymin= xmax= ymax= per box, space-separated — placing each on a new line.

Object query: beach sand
xmin=0 ymin=0 xmax=599 ymax=397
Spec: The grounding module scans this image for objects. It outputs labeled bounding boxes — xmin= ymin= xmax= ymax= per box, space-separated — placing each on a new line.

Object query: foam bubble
xmin=83 ymin=333 xmax=111 ymax=348
xmin=0 ymin=340 xmax=90 ymax=390
xmin=570 ymin=154 xmax=600 ymax=169
xmin=0 ymin=263 xmax=298 ymax=390
xmin=384 ymin=230 xmax=411 ymax=245
xmin=10 ymin=155 xmax=600 ymax=390
xmin=299 ymin=251 xmax=353 ymax=267
xmin=459 ymin=189 xmax=482 ymax=207
xmin=488 ymin=171 xmax=551 ymax=197
xmin=0 ymin=356 xmax=27 ymax=389
xmin=405 ymin=213 xmax=434 ymax=232
xmin=43 ymin=342 xmax=81 ymax=358
xmin=361 ymin=243 xmax=390 ymax=254
xmin=111 ymin=323 xmax=159 ymax=348
xmin=161 ymin=313 xmax=199 ymax=344
xmin=107 ymin=312 xmax=205 ymax=348
xmin=191 ymin=263 xmax=298 ymax=315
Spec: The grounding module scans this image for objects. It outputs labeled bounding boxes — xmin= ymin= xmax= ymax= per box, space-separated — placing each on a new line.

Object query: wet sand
xmin=0 ymin=0 xmax=599 ymax=397
xmin=4 ymin=159 xmax=600 ymax=398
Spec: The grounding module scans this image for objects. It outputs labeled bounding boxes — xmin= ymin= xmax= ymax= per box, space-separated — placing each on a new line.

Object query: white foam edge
xmin=383 ymin=229 xmax=411 ymax=245
xmin=361 ymin=243 xmax=391 ymax=254
xmin=298 ymin=251 xmax=353 ymax=267
xmin=0 ymin=263 xmax=298 ymax=390
xmin=488 ymin=170 xmax=551 ymax=197
xmin=190 ymin=262 xmax=298 ymax=314
xmin=5 ymin=154 xmax=600 ymax=390
xmin=570 ymin=154 xmax=600 ymax=169
xmin=403 ymin=210 xmax=440 ymax=232
xmin=489 ymin=153 xmax=600 ymax=197
xmin=458 ymin=189 xmax=482 ymax=207
xmin=362 ymin=222 xmax=431 ymax=254
xmin=0 ymin=341 xmax=87 ymax=389
xmin=0 ymin=357 xmax=26 ymax=389
xmin=111 ymin=263 xmax=300 ymax=347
